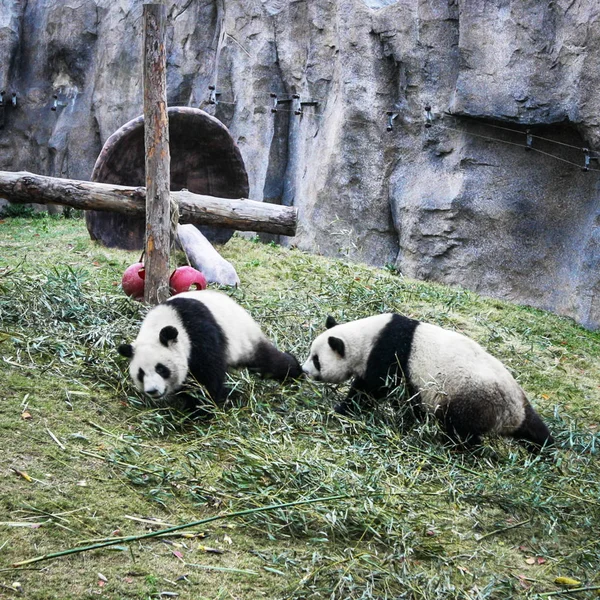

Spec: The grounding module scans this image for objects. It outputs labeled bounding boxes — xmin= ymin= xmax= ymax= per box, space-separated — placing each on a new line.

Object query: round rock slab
xmin=85 ymin=107 xmax=249 ymax=249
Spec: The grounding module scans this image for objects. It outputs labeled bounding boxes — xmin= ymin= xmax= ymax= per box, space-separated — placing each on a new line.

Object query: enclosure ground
xmin=0 ymin=215 xmax=599 ymax=600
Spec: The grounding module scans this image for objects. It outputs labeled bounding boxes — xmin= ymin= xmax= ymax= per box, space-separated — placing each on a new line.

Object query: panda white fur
xmin=118 ymin=290 xmax=302 ymax=409
xmin=302 ymin=314 xmax=554 ymax=449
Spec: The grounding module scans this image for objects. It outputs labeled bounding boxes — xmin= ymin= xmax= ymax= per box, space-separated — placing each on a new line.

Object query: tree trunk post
xmin=143 ymin=2 xmax=171 ymax=305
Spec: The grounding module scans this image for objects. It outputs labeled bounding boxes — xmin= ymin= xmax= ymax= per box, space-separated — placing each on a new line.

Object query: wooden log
xmin=177 ymin=224 xmax=240 ymax=287
xmin=0 ymin=171 xmax=298 ymax=236
xmin=143 ymin=2 xmax=170 ymax=305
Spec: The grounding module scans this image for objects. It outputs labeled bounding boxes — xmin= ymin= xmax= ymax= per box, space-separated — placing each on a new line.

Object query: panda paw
xmin=333 ymin=401 xmax=350 ymax=416
xmin=334 ymin=399 xmax=366 ymax=416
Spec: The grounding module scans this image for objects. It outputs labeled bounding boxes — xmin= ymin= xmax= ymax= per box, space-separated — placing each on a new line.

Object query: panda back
xmin=409 ymin=323 xmax=526 ymax=427
xmin=168 ymin=290 xmax=266 ymax=365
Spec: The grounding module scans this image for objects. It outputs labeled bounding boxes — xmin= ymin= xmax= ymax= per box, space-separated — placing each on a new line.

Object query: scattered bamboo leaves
xmin=12 ymin=494 xmax=351 ymax=567
xmin=45 ymin=427 xmax=65 ymax=450
xmin=1 ymin=216 xmax=600 ymax=599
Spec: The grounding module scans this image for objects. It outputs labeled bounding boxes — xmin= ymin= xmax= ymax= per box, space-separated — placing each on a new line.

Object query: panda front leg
xmin=186 ymin=361 xmax=230 ymax=415
xmin=200 ymin=369 xmax=231 ymax=405
xmin=334 ymin=377 xmax=378 ymax=416
xmin=389 ymin=383 xmax=427 ymax=428
xmin=174 ymin=391 xmax=216 ymax=419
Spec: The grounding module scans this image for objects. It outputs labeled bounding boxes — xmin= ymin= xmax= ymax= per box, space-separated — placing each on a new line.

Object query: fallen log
xmin=0 ymin=171 xmax=297 ymax=236
xmin=177 ymin=224 xmax=240 ymax=287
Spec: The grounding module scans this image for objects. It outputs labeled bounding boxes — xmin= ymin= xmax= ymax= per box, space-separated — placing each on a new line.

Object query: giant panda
xmin=302 ymin=313 xmax=554 ymax=449
xmin=118 ymin=290 xmax=302 ymax=411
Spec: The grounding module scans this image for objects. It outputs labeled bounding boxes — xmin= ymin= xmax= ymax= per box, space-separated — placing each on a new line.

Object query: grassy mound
xmin=0 ymin=215 xmax=599 ymax=599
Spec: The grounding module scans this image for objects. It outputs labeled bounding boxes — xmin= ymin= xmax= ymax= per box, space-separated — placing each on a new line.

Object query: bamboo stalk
xmin=475 ymin=519 xmax=530 ymax=541
xmin=185 ymin=563 xmax=259 ymax=575
xmin=12 ymin=493 xmax=351 ymax=567
xmin=46 ymin=427 xmax=65 ymax=450
xmin=76 ymin=531 xmax=202 ymax=544
xmin=539 ymin=585 xmax=600 ymax=597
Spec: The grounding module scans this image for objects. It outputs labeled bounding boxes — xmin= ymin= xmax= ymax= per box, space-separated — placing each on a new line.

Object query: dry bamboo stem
xmin=12 ymin=493 xmax=351 ymax=567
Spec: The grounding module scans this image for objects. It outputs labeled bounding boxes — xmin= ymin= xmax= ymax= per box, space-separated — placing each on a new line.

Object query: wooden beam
xmin=0 ymin=171 xmax=298 ymax=236
xmin=143 ymin=2 xmax=171 ymax=305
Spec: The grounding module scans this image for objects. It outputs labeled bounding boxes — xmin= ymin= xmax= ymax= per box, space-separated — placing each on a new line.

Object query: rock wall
xmin=1 ymin=0 xmax=599 ymax=329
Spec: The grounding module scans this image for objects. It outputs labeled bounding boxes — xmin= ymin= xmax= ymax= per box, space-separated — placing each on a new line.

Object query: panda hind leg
xmin=438 ymin=396 xmax=497 ymax=449
xmin=247 ymin=341 xmax=303 ymax=381
xmin=511 ymin=402 xmax=554 ymax=450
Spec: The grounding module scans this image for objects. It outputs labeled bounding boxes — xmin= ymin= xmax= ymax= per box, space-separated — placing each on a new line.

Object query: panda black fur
xmin=302 ymin=314 xmax=554 ymax=449
xmin=118 ymin=290 xmax=302 ymax=409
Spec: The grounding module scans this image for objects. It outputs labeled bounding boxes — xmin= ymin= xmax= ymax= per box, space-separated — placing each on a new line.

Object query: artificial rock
xmin=1 ymin=0 xmax=599 ymax=328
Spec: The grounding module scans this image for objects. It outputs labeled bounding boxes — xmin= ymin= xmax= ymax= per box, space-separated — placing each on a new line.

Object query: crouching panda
xmin=302 ymin=314 xmax=554 ymax=450
xmin=118 ymin=290 xmax=302 ymax=411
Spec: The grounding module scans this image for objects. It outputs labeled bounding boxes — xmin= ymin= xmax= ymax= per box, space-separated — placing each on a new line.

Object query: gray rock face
xmin=1 ymin=0 xmax=599 ymax=329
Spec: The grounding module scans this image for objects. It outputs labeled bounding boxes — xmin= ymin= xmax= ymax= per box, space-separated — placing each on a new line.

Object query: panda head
xmin=302 ymin=316 xmax=355 ymax=383
xmin=118 ymin=325 xmax=189 ymax=399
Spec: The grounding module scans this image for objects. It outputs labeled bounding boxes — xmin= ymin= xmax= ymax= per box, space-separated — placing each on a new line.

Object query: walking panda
xmin=302 ymin=314 xmax=554 ymax=449
xmin=118 ymin=290 xmax=302 ymax=410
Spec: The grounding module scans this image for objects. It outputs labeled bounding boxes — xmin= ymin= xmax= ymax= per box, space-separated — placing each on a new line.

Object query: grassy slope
xmin=0 ymin=215 xmax=599 ymax=600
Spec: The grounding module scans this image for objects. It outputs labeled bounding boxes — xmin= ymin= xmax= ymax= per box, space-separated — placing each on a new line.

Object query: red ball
xmin=170 ymin=266 xmax=207 ymax=295
xmin=121 ymin=262 xmax=146 ymax=300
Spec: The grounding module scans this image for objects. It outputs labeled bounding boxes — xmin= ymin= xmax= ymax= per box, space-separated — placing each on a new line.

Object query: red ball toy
xmin=170 ymin=266 xmax=207 ymax=295
xmin=121 ymin=262 xmax=146 ymax=300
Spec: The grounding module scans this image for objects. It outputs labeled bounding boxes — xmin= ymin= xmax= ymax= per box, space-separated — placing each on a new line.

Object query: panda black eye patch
xmin=312 ymin=355 xmax=321 ymax=371
xmin=137 ymin=368 xmax=145 ymax=382
xmin=155 ymin=363 xmax=171 ymax=379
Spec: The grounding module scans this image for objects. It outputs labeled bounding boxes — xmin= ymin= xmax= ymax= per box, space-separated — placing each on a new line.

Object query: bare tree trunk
xmin=143 ymin=2 xmax=171 ymax=305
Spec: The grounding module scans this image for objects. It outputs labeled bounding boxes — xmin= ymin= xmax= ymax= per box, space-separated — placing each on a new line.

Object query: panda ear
xmin=159 ymin=326 xmax=179 ymax=347
xmin=118 ymin=343 xmax=134 ymax=359
xmin=328 ymin=336 xmax=345 ymax=357
xmin=325 ymin=316 xmax=338 ymax=329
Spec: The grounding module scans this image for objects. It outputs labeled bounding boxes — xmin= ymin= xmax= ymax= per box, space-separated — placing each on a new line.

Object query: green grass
xmin=0 ymin=215 xmax=599 ymax=599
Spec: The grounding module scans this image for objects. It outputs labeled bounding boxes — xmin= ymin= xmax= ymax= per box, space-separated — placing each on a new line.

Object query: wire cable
xmin=435 ymin=123 xmax=600 ymax=172
xmin=450 ymin=116 xmax=588 ymax=151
